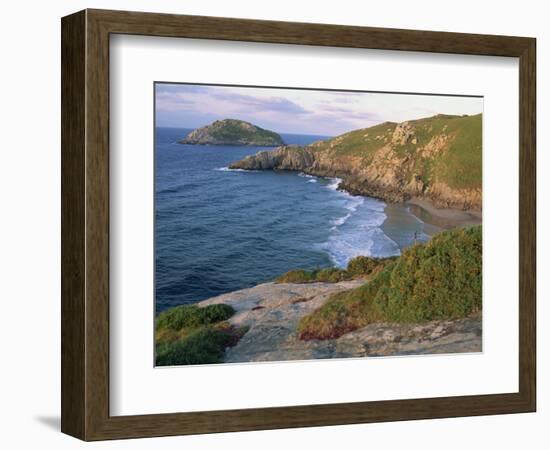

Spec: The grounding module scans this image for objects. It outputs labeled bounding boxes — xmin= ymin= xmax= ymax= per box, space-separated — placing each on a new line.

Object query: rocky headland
xmin=230 ymin=114 xmax=482 ymax=211
xmin=199 ymin=280 xmax=481 ymax=362
xmin=179 ymin=118 xmax=285 ymax=146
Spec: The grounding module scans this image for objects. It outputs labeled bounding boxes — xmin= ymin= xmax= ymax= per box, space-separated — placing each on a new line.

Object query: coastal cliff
xmin=179 ymin=118 xmax=285 ymax=146
xmin=230 ymin=114 xmax=482 ymax=211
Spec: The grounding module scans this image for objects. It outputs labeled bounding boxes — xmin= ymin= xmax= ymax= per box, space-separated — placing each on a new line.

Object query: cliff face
xmin=230 ymin=114 xmax=482 ymax=211
xmin=179 ymin=119 xmax=285 ymax=146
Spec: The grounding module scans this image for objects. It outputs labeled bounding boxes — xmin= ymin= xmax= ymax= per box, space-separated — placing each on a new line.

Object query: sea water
xmin=155 ymin=127 xmax=430 ymax=312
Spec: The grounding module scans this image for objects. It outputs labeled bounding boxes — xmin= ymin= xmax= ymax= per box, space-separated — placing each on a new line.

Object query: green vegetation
xmin=156 ymin=303 xmax=234 ymax=331
xmin=298 ymin=226 xmax=482 ymax=340
xmin=155 ymin=303 xmax=248 ymax=366
xmin=436 ymin=114 xmax=482 ymax=189
xmin=310 ymin=113 xmax=482 ymax=191
xmin=311 ymin=122 xmax=397 ymax=159
xmin=181 ymin=118 xmax=284 ymax=146
xmin=275 ymin=255 xmax=396 ymax=284
xmin=209 ymin=119 xmax=283 ymax=145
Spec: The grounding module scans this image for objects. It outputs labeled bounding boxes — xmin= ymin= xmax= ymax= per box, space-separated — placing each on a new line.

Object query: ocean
xmin=155 ymin=127 xmax=431 ymax=313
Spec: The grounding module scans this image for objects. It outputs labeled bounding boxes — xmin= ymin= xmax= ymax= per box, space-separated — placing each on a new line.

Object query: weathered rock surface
xmin=198 ymin=280 xmax=482 ymax=363
xmin=179 ymin=119 xmax=285 ymax=146
xmin=230 ymin=114 xmax=482 ymax=211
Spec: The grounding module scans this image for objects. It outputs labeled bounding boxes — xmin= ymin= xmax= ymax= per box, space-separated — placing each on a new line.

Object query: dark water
xmin=155 ymin=127 xmax=429 ymax=313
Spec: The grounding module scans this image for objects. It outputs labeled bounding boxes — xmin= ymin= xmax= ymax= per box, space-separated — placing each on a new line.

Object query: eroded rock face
xmin=391 ymin=121 xmax=416 ymax=145
xmin=198 ymin=280 xmax=481 ymax=363
xmin=229 ymin=145 xmax=316 ymax=170
xmin=229 ymin=115 xmax=482 ymax=211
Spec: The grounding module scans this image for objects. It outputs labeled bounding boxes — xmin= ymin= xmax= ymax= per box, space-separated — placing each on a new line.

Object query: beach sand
xmin=381 ymin=197 xmax=481 ymax=249
xmin=406 ymin=197 xmax=481 ymax=231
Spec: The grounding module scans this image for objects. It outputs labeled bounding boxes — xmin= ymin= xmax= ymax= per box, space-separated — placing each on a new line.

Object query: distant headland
xmin=230 ymin=113 xmax=482 ymax=212
xmin=178 ymin=119 xmax=285 ymax=146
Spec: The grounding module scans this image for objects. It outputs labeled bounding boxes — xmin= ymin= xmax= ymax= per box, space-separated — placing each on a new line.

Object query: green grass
xmin=275 ymin=256 xmax=396 ymax=284
xmin=435 ymin=114 xmax=482 ymax=189
xmin=156 ymin=324 xmax=249 ymax=366
xmin=311 ymin=122 xmax=397 ymax=159
xmin=155 ymin=303 xmax=247 ymax=366
xmin=298 ymin=226 xmax=482 ymax=340
xmin=208 ymin=119 xmax=284 ymax=145
xmin=156 ymin=303 xmax=234 ymax=331
xmin=310 ymin=113 xmax=482 ymax=191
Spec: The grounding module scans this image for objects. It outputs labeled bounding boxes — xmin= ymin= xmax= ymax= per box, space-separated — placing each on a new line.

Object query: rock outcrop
xmin=198 ymin=280 xmax=482 ymax=363
xmin=230 ymin=114 xmax=482 ymax=211
xmin=179 ymin=119 xmax=285 ymax=146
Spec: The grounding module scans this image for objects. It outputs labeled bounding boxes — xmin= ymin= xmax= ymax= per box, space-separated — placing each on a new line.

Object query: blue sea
xmin=155 ymin=127 xmax=431 ymax=313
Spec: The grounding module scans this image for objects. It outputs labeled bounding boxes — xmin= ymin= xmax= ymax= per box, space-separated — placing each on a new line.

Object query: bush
xmin=275 ymin=256 xmax=396 ymax=284
xmin=315 ymin=267 xmax=349 ymax=282
xmin=275 ymin=269 xmax=318 ymax=284
xmin=156 ymin=325 xmax=247 ymax=366
xmin=346 ymin=255 xmax=396 ymax=277
xmin=156 ymin=303 xmax=235 ymax=332
xmin=298 ymin=226 xmax=482 ymax=340
xmin=155 ymin=303 xmax=247 ymax=366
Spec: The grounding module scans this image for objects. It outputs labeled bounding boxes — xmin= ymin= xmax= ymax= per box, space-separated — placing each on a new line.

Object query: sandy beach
xmin=406 ymin=197 xmax=482 ymax=231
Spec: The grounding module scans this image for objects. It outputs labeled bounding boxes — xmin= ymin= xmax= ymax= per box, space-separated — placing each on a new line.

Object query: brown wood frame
xmin=61 ymin=8 xmax=536 ymax=441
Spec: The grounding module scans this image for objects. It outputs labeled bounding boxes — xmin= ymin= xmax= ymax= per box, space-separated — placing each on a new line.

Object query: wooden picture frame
xmin=61 ymin=8 xmax=536 ymax=441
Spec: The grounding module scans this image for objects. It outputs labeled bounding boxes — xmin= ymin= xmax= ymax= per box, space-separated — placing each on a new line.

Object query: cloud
xmin=154 ymin=83 xmax=483 ymax=135
xmin=210 ymin=91 xmax=311 ymax=115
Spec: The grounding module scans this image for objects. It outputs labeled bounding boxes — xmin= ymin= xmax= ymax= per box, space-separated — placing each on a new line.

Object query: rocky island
xmin=179 ymin=118 xmax=285 ymax=146
xmin=230 ymin=113 xmax=482 ymax=211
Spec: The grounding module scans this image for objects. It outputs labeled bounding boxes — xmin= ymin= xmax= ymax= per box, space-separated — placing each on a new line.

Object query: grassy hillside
xmin=310 ymin=113 xmax=482 ymax=191
xmin=231 ymin=113 xmax=482 ymax=209
xmin=298 ymin=226 xmax=482 ymax=340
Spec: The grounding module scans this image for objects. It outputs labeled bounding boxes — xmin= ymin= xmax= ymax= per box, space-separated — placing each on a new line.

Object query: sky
xmin=155 ymin=83 xmax=483 ymax=137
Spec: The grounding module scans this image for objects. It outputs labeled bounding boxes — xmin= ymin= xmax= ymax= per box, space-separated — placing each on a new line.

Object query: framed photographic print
xmin=61 ymin=9 xmax=536 ymax=440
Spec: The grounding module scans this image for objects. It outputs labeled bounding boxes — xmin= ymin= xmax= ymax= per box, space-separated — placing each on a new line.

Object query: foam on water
xmin=214 ymin=166 xmax=258 ymax=173
xmin=320 ymin=178 xmax=400 ymax=267
xmin=156 ymin=126 xmax=427 ymax=311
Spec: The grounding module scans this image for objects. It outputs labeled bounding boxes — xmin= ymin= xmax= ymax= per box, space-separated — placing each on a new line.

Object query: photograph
xmin=154 ymin=83 xmax=483 ymax=366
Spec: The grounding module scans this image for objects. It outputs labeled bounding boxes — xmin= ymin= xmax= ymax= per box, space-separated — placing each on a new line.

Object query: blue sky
xmin=155 ymin=83 xmax=483 ymax=136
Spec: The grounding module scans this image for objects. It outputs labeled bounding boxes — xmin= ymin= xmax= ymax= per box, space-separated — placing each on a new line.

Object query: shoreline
xmin=405 ymin=197 xmax=482 ymax=230
xmin=328 ymin=177 xmax=481 ymax=235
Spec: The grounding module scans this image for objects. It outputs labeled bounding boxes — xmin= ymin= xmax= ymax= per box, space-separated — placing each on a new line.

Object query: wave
xmin=214 ymin=166 xmax=258 ymax=173
xmin=321 ymin=226 xmax=400 ymax=267
xmin=298 ymin=172 xmax=318 ymax=183
xmin=321 ymin=187 xmax=400 ymax=266
xmin=325 ymin=177 xmax=343 ymax=191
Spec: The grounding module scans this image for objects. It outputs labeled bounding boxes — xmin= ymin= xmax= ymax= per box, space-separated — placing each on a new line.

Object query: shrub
xmin=155 ymin=302 xmax=247 ymax=366
xmin=156 ymin=303 xmax=235 ymax=332
xmin=156 ymin=325 xmax=247 ymax=366
xmin=275 ymin=269 xmax=317 ymax=284
xmin=315 ymin=267 xmax=349 ymax=282
xmin=298 ymin=226 xmax=482 ymax=340
xmin=275 ymin=256 xmax=395 ymax=284
xmin=346 ymin=255 xmax=396 ymax=277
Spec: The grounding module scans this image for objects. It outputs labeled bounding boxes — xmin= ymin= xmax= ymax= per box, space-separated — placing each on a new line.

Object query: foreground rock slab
xmin=198 ymin=281 xmax=482 ymax=363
